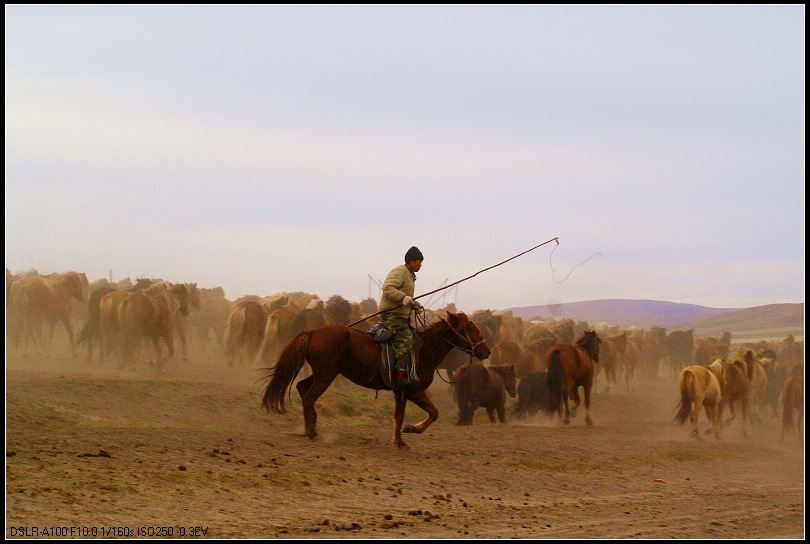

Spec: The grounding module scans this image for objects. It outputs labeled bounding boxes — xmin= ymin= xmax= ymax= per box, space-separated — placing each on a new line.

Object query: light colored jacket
xmin=379 ymin=264 xmax=416 ymax=318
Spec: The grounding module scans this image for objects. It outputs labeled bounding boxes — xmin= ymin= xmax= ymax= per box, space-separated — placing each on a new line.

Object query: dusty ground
xmin=5 ymin=345 xmax=805 ymax=539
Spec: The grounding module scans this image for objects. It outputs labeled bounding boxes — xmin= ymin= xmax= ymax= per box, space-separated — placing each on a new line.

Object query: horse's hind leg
xmin=689 ymin=401 xmax=703 ymax=440
xmin=299 ymin=376 xmax=335 ymax=440
xmin=296 ymin=375 xmax=314 ymax=398
xmin=583 ymin=383 xmax=593 ymax=427
xmin=495 ymin=402 xmax=507 ymax=424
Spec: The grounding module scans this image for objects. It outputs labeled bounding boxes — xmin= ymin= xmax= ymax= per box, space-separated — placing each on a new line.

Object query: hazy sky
xmin=5 ymin=5 xmax=805 ymax=312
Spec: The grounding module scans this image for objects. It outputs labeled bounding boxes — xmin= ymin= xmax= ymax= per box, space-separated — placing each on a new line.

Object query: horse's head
xmin=446 ymin=311 xmax=491 ymax=360
xmin=132 ymin=277 xmax=152 ymax=290
xmin=171 ymin=283 xmax=191 ymax=316
xmin=65 ymin=272 xmax=88 ymax=302
xmin=186 ymin=282 xmax=201 ymax=311
xmin=494 ymin=364 xmax=517 ymax=398
xmin=577 ymin=330 xmax=601 ymax=362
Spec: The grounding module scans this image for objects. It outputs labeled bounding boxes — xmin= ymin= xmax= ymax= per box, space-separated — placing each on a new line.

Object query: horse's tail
xmin=117 ymin=296 xmax=136 ymax=353
xmin=545 ymin=349 xmax=564 ymax=414
xmin=224 ymin=304 xmax=246 ymax=359
xmin=673 ymin=369 xmax=695 ymax=425
xmin=259 ymin=311 xmax=281 ymax=365
xmin=261 ymin=331 xmax=311 ymax=414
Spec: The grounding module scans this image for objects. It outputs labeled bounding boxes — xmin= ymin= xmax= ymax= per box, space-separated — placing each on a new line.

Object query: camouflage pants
xmin=381 ymin=312 xmax=412 ymax=372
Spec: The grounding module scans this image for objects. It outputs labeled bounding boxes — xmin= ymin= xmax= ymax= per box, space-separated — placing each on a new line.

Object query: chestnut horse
xmin=261 ymin=311 xmax=490 ymax=449
xmin=543 ymin=330 xmax=601 ymax=426
xmin=673 ymin=358 xmax=726 ymax=439
xmin=453 ymin=363 xmax=516 ymax=425
xmin=717 ymin=356 xmax=751 ymax=437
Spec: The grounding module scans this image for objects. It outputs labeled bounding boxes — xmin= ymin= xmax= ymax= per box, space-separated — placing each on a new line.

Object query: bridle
xmin=441 ymin=318 xmax=488 ymax=357
xmin=413 ymin=309 xmax=488 ymax=384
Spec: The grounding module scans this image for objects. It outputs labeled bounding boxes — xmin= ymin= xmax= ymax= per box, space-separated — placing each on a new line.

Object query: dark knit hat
xmin=405 ymin=246 xmax=424 ymax=262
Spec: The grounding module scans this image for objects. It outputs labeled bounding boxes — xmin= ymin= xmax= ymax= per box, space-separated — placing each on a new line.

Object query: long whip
xmin=347 ymin=237 xmax=559 ymax=327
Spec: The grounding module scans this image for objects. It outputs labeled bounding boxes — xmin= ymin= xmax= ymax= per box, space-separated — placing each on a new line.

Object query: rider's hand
xmin=402 ymin=296 xmax=422 ymax=310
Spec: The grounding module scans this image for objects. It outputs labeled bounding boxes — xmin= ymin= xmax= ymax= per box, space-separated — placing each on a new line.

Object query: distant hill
xmin=674 ymin=303 xmax=805 ymax=337
xmin=506 ymin=300 xmax=804 ymax=339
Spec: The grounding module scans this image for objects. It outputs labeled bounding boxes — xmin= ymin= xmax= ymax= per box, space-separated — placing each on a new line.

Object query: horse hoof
xmin=586 ymin=417 xmax=593 ymax=427
xmin=402 ymin=424 xmax=413 ymax=433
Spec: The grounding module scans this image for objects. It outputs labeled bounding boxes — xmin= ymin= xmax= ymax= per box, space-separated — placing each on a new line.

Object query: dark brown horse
xmin=543 ymin=330 xmax=601 ymax=426
xmin=453 ymin=363 xmax=516 ymax=425
xmin=261 ymin=311 xmax=490 ymax=449
xmin=511 ymin=371 xmax=551 ymax=420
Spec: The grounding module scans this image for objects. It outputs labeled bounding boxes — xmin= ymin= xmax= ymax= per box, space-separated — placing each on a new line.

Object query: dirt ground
xmin=5 ymin=345 xmax=805 ymax=539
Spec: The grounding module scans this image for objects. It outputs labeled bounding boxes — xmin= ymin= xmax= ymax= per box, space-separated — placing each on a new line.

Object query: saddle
xmin=367 ymin=323 xmax=422 ymax=389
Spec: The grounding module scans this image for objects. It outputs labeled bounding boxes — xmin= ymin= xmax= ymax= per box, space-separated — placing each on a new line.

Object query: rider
xmin=379 ymin=246 xmax=424 ymax=390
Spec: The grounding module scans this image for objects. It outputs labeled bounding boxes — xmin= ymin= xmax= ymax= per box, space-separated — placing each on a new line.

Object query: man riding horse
xmin=379 ymin=246 xmax=424 ymax=390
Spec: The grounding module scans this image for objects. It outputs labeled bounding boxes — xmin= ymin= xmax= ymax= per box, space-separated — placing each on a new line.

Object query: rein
xmin=413 ymin=309 xmax=480 ymax=385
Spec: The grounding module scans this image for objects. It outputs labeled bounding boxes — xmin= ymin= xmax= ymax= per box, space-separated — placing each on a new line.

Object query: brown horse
xmin=543 ymin=330 xmax=601 ymax=426
xmin=598 ymin=333 xmax=620 ymax=392
xmin=693 ymin=333 xmax=731 ymax=366
xmin=188 ymin=286 xmax=233 ymax=349
xmin=77 ymin=278 xmax=152 ymax=364
xmin=8 ymin=271 xmax=88 ymax=357
xmin=261 ymin=311 xmax=490 ymax=449
xmin=224 ymin=300 xmax=269 ymax=367
xmin=117 ymin=283 xmax=190 ymax=369
xmin=453 ymin=363 xmax=516 ymax=425
xmin=673 ymin=358 xmax=725 ymax=439
xmin=488 ymin=341 xmax=540 ymax=379
xmin=780 ymin=376 xmax=804 ymax=443
xmin=171 ymin=282 xmax=200 ymax=360
xmin=639 ymin=326 xmax=667 ymax=379
xmin=624 ymin=329 xmax=643 ymax=390
xmin=667 ymin=329 xmax=694 ymax=376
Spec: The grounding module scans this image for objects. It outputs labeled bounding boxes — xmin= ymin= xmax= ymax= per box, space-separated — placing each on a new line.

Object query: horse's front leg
xmin=177 ymin=321 xmax=189 ymax=361
xmin=583 ymin=383 xmax=593 ymax=427
xmin=61 ymin=315 xmax=77 ymax=358
xmin=402 ymin=388 xmax=439 ymax=435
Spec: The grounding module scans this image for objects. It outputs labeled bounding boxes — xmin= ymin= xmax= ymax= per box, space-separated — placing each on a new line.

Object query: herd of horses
xmin=5 ymin=268 xmax=805 ymax=448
